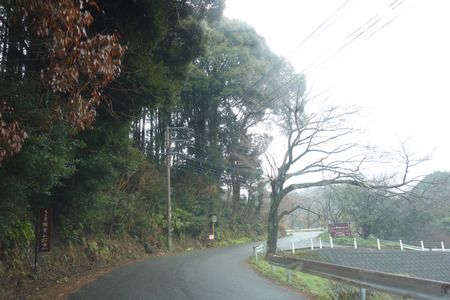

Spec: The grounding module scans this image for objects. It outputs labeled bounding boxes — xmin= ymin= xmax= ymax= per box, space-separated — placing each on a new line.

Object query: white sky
xmin=224 ymin=0 xmax=450 ymax=177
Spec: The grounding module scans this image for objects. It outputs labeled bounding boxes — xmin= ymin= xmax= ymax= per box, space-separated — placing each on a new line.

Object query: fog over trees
xmin=0 ymin=2 xmax=447 ymax=288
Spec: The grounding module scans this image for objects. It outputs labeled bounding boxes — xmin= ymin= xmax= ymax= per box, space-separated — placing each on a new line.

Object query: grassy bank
xmin=248 ymin=257 xmax=400 ymax=300
xmin=248 ymin=257 xmax=331 ymax=299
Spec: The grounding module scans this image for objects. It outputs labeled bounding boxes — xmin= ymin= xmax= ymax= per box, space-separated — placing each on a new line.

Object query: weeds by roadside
xmin=248 ymin=257 xmax=400 ymax=300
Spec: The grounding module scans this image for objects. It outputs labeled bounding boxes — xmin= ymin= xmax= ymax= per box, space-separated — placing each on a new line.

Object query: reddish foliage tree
xmin=0 ymin=102 xmax=27 ymax=161
xmin=0 ymin=0 xmax=125 ymax=163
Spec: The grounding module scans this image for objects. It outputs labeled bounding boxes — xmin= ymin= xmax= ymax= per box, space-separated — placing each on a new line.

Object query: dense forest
xmin=1 ymin=0 xmax=449 ymax=297
xmin=0 ymin=0 xmax=289 ymax=276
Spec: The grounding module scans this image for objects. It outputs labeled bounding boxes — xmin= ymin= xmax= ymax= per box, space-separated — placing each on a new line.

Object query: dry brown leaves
xmin=0 ymin=0 xmax=125 ymax=163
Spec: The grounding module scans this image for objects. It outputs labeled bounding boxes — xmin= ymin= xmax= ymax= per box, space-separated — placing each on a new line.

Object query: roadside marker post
xmin=253 ymin=244 xmax=265 ymax=262
xmin=359 ymin=287 xmax=366 ymax=300
xmin=211 ymin=215 xmax=217 ymax=245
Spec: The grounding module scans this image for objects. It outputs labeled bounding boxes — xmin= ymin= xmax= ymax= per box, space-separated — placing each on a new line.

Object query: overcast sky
xmin=224 ymin=0 xmax=450 ymax=176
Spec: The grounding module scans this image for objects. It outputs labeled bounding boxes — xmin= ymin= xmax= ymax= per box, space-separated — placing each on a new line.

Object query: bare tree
xmin=318 ymin=186 xmax=345 ymax=224
xmin=278 ymin=191 xmax=323 ymax=229
xmin=264 ymin=79 xmax=423 ymax=255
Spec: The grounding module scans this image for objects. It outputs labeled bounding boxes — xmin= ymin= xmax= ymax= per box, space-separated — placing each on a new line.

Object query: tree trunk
xmin=266 ymin=198 xmax=279 ymax=255
xmin=149 ymin=110 xmax=154 ymax=157
xmin=254 ymin=191 xmax=264 ymax=217
xmin=266 ymin=178 xmax=285 ymax=255
xmin=140 ymin=107 xmax=146 ymax=152
xmin=231 ymin=175 xmax=241 ymax=212
xmin=361 ymin=224 xmax=371 ymax=239
xmin=245 ymin=186 xmax=255 ymax=216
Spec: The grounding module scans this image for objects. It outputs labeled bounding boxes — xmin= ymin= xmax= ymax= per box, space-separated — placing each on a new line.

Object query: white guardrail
xmin=298 ymin=227 xmax=326 ymax=232
xmin=253 ymin=244 xmax=266 ymax=261
xmin=381 ymin=239 xmax=450 ymax=252
xmin=268 ymin=254 xmax=450 ymax=300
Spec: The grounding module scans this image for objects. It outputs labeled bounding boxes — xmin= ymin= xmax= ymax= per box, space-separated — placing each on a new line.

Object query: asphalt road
xmin=277 ymin=231 xmax=324 ymax=251
xmin=69 ymin=232 xmax=322 ymax=300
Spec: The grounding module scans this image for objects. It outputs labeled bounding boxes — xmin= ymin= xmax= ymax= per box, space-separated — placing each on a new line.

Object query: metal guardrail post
xmin=359 ymin=287 xmax=366 ymax=300
xmin=292 ymin=241 xmax=295 ymax=254
xmin=286 ymin=269 xmax=292 ymax=284
xmin=319 ymin=237 xmax=323 ymax=249
xmin=268 ymin=255 xmax=450 ymax=299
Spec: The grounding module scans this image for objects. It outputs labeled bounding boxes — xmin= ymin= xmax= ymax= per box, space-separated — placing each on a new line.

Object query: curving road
xmin=70 ymin=231 xmax=322 ymax=300
xmin=277 ymin=230 xmax=325 ymax=251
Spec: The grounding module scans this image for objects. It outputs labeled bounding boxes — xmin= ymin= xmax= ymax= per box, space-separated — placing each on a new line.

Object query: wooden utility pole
xmin=166 ymin=126 xmax=191 ymax=253
xmin=166 ymin=125 xmax=172 ymax=253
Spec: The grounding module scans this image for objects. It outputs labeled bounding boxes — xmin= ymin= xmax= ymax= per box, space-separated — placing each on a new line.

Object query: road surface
xmin=277 ymin=230 xmax=324 ymax=251
xmin=69 ymin=231 xmax=322 ymax=300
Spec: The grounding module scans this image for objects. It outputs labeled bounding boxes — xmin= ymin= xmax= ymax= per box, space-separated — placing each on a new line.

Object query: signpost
xmin=329 ymin=222 xmax=351 ymax=237
xmin=38 ymin=208 xmax=53 ymax=251
xmin=34 ymin=207 xmax=53 ymax=273
xmin=209 ymin=215 xmax=217 ymax=241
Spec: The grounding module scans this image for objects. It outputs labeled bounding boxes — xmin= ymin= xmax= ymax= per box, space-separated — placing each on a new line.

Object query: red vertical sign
xmin=38 ymin=208 xmax=53 ymax=252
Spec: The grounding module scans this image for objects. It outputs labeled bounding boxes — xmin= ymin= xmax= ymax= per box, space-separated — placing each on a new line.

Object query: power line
xmin=176 ymin=151 xmax=262 ymax=177
xmin=181 ymin=161 xmax=252 ymax=185
xmin=305 ymin=0 xmax=413 ymax=80
xmin=170 ymin=0 xmax=412 ymax=177
xmin=283 ymin=0 xmax=357 ymax=61
xmin=174 ymin=1 xmax=364 ymax=146
xmin=241 ymin=0 xmax=412 ymax=119
xmin=236 ymin=0 xmax=356 ymax=103
xmin=209 ymin=1 xmax=357 ymax=125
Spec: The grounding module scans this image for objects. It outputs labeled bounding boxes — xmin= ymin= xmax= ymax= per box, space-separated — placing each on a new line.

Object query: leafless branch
xmin=278 ymin=205 xmax=324 ymax=222
xmin=264 ymin=152 xmax=278 ymax=179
